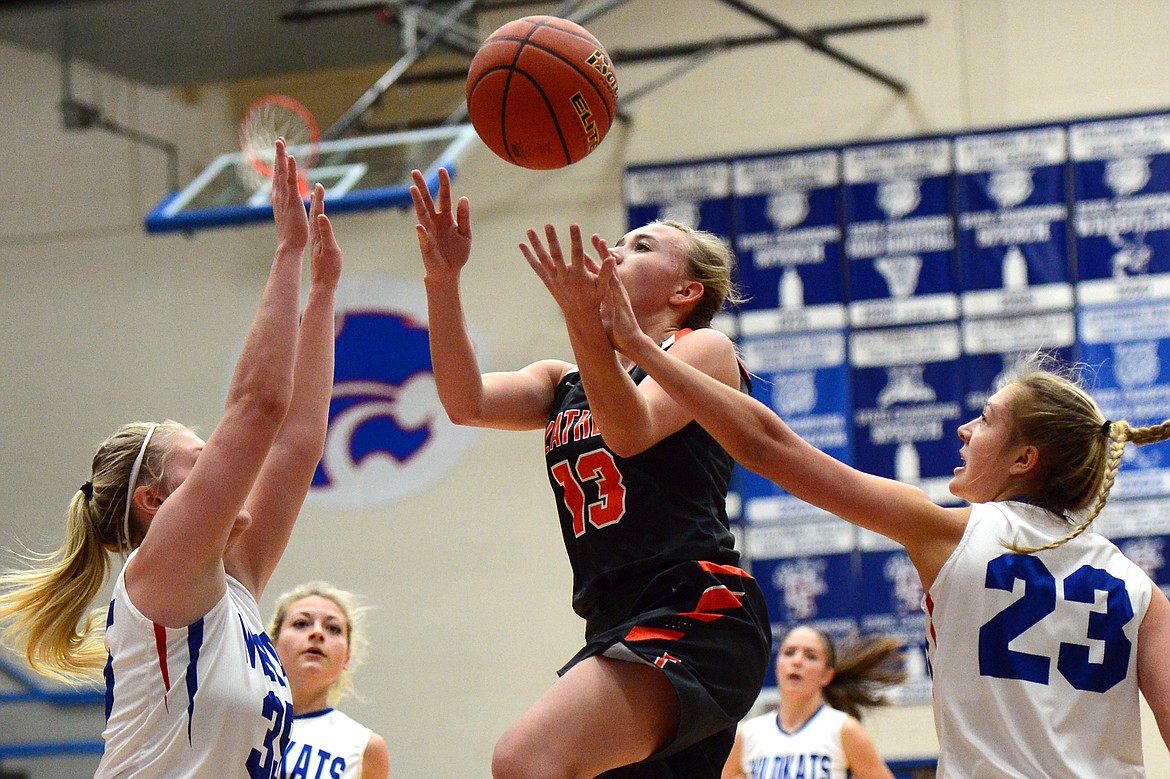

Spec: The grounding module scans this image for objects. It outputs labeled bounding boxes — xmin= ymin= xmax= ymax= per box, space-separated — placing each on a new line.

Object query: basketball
xmin=466 ymin=16 xmax=618 ymax=170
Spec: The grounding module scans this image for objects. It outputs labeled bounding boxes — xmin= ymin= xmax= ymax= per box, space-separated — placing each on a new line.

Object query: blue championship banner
xmin=732 ymin=149 xmax=846 ymax=332
xmin=1098 ymin=498 xmax=1170 ymax=601
xmin=955 ymin=125 xmax=1078 ymax=417
xmin=730 ymin=149 xmax=852 ymax=516
xmin=1072 ymin=113 xmax=1170 ymax=499
xmin=843 ymin=137 xmax=958 ymax=328
xmin=849 ymin=324 xmax=965 ymax=506
xmin=955 ymin=125 xmax=1074 ymax=318
xmin=843 ymin=138 xmax=964 ymax=506
xmin=736 ymin=330 xmax=852 ymax=520
xmin=858 ymin=528 xmax=932 ymax=705
xmin=961 ymin=312 xmax=1077 ymax=415
xmin=743 ymin=518 xmax=860 ymax=690
xmin=1077 ymin=306 xmax=1170 ymax=497
xmin=624 ymin=159 xmax=734 ymax=240
xmin=1070 ymin=112 xmax=1170 ymax=301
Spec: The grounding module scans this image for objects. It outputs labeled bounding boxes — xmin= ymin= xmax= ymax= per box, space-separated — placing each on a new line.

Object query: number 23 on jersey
xmin=978 ymin=553 xmax=1135 ymax=693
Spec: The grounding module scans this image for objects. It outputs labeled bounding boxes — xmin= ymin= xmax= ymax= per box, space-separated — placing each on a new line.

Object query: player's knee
xmin=491 ymin=730 xmax=537 ymax=779
xmin=491 ymin=729 xmax=578 ymax=779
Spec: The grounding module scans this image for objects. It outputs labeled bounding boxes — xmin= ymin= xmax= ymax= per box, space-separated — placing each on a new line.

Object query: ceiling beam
xmin=321 ymin=0 xmax=480 ymax=139
xmin=383 ymin=15 xmax=926 ymax=85
xmin=715 ymin=0 xmax=910 ymax=94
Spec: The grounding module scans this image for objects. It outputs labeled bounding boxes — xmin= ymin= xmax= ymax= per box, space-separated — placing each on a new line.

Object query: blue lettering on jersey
xmin=286 ymin=741 xmax=312 ymax=777
xmin=239 ymin=615 xmax=287 ymax=686
xmin=281 ymin=739 xmax=347 ymax=779
xmin=750 ymin=753 xmax=832 ymax=779
xmin=247 ymin=691 xmax=293 ymax=779
xmin=978 ymin=554 xmax=1135 ymax=692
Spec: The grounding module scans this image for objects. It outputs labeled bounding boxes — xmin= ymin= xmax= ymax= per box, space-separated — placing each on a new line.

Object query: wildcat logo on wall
xmin=307 ymin=275 xmax=480 ymax=507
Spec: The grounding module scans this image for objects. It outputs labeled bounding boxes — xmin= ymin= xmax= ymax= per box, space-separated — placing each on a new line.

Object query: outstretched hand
xmin=272 ymin=138 xmax=309 ymax=250
xmin=599 ymin=255 xmax=655 ymax=358
xmin=307 ymin=183 xmax=341 ymax=289
xmin=520 ymin=223 xmax=608 ymax=332
xmin=410 ymin=167 xmax=471 ymax=282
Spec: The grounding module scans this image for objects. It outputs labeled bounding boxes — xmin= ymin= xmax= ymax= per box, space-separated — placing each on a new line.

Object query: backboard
xmin=145 ymin=123 xmax=478 ymax=234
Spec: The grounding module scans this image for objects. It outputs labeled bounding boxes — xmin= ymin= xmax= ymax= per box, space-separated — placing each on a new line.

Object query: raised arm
xmin=599 ymin=259 xmax=966 ymax=580
xmin=127 ymin=140 xmax=306 ymax=626
xmin=521 ymin=224 xmax=740 ymax=457
xmin=411 ymin=168 xmax=564 ymax=431
xmin=227 ymin=182 xmax=341 ymax=598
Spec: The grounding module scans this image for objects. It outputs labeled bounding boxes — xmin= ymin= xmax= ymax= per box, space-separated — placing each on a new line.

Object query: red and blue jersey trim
xmin=103 ymin=598 xmax=207 ymax=745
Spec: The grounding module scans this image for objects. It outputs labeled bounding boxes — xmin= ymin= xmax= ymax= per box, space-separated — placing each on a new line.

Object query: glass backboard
xmin=145 ymin=123 xmax=478 ymax=234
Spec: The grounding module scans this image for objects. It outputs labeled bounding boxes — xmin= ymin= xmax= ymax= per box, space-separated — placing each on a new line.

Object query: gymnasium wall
xmin=2 ymin=2 xmax=1169 ymax=776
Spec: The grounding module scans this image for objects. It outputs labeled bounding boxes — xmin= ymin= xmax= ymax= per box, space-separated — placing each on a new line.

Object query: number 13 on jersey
xmin=550 ymin=448 xmax=628 ymax=537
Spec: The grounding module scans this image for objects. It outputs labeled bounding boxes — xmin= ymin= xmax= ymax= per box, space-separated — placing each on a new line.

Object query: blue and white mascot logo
xmin=309 ymin=275 xmax=479 ymax=507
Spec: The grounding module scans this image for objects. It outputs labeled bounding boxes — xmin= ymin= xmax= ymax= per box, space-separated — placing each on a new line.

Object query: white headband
xmin=122 ymin=423 xmax=159 ymax=551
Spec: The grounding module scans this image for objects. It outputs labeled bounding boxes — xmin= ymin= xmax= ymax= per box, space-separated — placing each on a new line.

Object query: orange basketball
xmin=466 ymin=16 xmax=618 ymax=170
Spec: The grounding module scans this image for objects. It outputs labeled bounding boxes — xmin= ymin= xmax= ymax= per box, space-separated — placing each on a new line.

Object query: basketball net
xmin=238 ymin=94 xmax=320 ymax=197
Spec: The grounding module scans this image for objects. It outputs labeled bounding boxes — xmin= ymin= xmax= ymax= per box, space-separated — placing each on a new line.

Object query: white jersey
xmin=97 ymin=557 xmax=293 ymax=779
xmin=737 ymin=705 xmax=849 ymax=779
xmin=282 ymin=708 xmax=373 ymax=779
xmin=926 ymin=501 xmax=1152 ymax=778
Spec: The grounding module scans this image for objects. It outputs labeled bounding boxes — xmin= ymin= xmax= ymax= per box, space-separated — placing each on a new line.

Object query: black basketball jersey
xmin=543 ymin=331 xmax=747 ymax=624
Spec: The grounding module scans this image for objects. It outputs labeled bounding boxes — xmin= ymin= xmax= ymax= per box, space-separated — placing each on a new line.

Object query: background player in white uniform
xmin=271 ymin=581 xmax=390 ymax=779
xmin=723 ymin=626 xmax=903 ymax=779
xmin=0 ymin=141 xmax=341 ymax=778
xmin=597 ymin=267 xmax=1170 ymax=778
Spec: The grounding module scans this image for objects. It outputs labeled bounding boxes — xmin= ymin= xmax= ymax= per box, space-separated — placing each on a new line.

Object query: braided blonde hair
xmin=1003 ymin=354 xmax=1170 ymax=553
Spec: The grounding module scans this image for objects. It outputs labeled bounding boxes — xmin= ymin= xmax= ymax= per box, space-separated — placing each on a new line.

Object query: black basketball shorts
xmin=559 ymin=560 xmax=772 ymax=778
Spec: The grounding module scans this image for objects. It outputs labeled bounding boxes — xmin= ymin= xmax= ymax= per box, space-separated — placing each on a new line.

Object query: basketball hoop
xmin=238 ymin=94 xmax=320 ymax=196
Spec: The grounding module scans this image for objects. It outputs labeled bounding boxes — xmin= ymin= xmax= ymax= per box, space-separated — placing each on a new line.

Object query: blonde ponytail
xmin=0 ymin=492 xmax=114 ymax=681
xmin=0 ymin=421 xmax=183 ymax=682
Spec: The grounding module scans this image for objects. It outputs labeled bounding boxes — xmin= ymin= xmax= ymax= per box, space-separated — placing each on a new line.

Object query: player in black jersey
xmin=411 ymin=167 xmax=770 ymax=779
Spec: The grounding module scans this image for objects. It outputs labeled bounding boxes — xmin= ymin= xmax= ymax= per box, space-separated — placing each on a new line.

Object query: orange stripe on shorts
xmin=625 ymin=625 xmax=685 ymax=642
xmin=699 ymin=560 xmax=751 ymax=578
xmin=695 ymin=584 xmax=743 ymax=612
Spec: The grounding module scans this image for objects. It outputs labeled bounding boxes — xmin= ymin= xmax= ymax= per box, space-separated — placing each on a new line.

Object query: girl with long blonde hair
xmin=0 ymin=140 xmax=341 ymax=778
